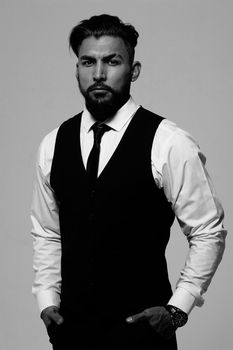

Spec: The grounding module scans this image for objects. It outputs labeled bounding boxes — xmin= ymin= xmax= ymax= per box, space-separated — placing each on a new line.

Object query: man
xmin=31 ymin=14 xmax=227 ymax=350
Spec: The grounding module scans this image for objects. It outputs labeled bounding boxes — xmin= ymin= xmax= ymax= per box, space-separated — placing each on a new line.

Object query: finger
xmin=126 ymin=309 xmax=148 ymax=323
xmin=50 ymin=309 xmax=64 ymax=325
xmin=41 ymin=306 xmax=64 ymax=327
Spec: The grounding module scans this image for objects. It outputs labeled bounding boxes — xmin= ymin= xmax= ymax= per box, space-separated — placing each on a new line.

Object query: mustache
xmin=87 ymin=84 xmax=113 ymax=93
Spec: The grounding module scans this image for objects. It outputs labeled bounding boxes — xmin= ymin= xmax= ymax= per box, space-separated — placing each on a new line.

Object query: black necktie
xmin=86 ymin=122 xmax=111 ymax=184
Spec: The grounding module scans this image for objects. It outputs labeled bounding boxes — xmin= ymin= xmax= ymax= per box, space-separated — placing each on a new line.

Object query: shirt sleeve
xmin=30 ymin=128 xmax=61 ymax=313
xmin=152 ymin=119 xmax=227 ymax=314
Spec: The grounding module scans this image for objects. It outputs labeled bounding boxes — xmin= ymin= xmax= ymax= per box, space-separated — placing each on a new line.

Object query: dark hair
xmin=69 ymin=14 xmax=139 ymax=64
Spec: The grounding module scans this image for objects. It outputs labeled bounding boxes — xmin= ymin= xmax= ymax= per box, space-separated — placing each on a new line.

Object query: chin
xmin=85 ymin=94 xmax=118 ymax=119
xmin=84 ymin=89 xmax=130 ymax=120
xmin=87 ymin=102 xmax=117 ymax=121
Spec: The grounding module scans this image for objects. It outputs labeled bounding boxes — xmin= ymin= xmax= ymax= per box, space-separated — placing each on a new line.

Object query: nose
xmin=93 ymin=61 xmax=106 ymax=82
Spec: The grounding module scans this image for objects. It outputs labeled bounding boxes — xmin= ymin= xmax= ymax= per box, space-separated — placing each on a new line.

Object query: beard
xmin=78 ymin=78 xmax=131 ymax=122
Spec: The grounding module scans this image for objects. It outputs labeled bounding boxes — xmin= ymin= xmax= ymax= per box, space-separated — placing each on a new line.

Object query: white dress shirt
xmin=31 ymin=97 xmax=227 ymax=315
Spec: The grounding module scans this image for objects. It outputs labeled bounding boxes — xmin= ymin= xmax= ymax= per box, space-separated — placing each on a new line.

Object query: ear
xmin=131 ymin=61 xmax=141 ymax=82
xmin=75 ymin=62 xmax=79 ymax=78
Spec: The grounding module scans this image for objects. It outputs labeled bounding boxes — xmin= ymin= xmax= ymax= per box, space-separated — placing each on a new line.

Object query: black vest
xmin=50 ymin=107 xmax=175 ymax=323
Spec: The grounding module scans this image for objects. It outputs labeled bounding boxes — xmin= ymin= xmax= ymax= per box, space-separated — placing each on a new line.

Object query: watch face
xmin=174 ymin=312 xmax=188 ymax=327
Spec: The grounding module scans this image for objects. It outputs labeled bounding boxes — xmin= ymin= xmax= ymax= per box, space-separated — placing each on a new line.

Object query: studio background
xmin=0 ymin=0 xmax=232 ymax=349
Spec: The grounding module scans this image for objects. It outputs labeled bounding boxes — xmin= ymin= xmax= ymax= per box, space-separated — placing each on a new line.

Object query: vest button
xmin=88 ymin=213 xmax=95 ymax=222
xmin=91 ymin=189 xmax=96 ymax=199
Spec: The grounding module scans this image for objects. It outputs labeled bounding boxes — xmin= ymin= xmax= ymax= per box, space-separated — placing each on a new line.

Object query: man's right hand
xmin=40 ymin=306 xmax=64 ymax=329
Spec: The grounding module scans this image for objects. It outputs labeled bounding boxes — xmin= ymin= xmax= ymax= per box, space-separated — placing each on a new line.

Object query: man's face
xmin=76 ymin=35 xmax=136 ymax=120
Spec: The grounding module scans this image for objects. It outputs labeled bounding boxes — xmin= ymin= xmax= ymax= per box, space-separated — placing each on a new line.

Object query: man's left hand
xmin=126 ymin=306 xmax=176 ymax=340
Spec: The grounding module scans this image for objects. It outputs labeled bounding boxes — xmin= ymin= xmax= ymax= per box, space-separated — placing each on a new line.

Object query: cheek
xmin=110 ymin=70 xmax=131 ymax=89
xmin=78 ymin=70 xmax=92 ymax=87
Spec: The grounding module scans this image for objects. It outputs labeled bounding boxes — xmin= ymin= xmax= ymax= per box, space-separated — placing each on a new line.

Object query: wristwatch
xmin=165 ymin=305 xmax=188 ymax=329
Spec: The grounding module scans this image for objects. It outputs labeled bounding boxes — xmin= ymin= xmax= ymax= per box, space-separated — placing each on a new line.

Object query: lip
xmin=89 ymin=86 xmax=111 ymax=92
xmin=92 ymin=88 xmax=108 ymax=91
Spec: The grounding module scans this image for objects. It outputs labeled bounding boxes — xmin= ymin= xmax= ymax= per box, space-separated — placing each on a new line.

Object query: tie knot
xmin=91 ymin=122 xmax=111 ymax=143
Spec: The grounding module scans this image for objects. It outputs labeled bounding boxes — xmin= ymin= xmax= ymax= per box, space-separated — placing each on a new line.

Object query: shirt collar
xmin=82 ymin=96 xmax=140 ymax=133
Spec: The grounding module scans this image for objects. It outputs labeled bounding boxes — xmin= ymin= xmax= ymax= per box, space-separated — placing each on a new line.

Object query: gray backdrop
xmin=0 ymin=0 xmax=232 ymax=349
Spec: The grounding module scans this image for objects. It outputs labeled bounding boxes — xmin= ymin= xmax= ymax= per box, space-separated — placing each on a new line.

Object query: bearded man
xmin=31 ymin=14 xmax=227 ymax=350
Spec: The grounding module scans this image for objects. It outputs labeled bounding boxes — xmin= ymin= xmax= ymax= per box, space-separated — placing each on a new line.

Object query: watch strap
xmin=165 ymin=304 xmax=188 ymax=329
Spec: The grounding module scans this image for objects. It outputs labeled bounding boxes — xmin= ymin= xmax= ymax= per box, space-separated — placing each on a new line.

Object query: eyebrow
xmin=80 ymin=53 xmax=123 ymax=61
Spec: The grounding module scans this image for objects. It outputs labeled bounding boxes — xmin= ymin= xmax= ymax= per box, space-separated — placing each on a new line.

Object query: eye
xmin=81 ymin=60 xmax=94 ymax=67
xmin=108 ymin=59 xmax=120 ymax=66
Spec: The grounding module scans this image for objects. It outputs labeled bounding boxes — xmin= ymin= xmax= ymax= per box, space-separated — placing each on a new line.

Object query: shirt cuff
xmin=167 ymin=287 xmax=197 ymax=315
xmin=36 ymin=289 xmax=61 ymax=314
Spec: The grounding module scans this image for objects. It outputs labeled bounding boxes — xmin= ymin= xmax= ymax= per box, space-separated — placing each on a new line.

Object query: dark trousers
xmin=47 ymin=313 xmax=178 ymax=350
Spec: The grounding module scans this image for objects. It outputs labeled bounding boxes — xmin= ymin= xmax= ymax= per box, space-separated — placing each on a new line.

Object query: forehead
xmin=78 ymin=35 xmax=129 ymax=58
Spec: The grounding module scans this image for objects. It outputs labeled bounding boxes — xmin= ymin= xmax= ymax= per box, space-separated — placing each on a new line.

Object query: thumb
xmin=126 ymin=309 xmax=148 ymax=323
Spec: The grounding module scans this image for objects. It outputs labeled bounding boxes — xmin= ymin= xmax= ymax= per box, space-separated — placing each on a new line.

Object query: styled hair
xmin=69 ymin=14 xmax=139 ymax=64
